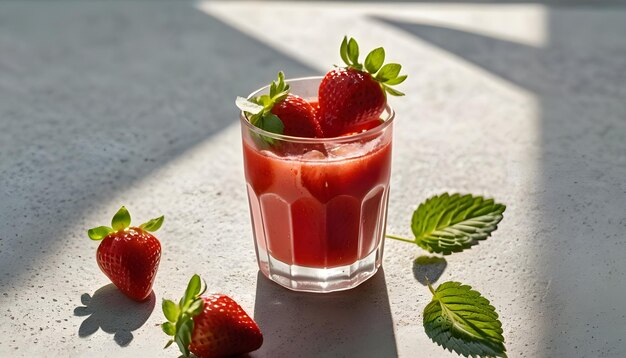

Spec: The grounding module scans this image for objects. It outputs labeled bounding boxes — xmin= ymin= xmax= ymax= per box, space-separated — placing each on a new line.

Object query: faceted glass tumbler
xmin=240 ymin=77 xmax=394 ymax=293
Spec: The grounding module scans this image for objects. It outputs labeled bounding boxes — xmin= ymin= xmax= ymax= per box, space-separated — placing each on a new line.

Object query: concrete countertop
xmin=1 ymin=1 xmax=625 ymax=357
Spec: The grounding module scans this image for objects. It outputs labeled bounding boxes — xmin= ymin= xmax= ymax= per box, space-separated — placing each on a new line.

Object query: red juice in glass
xmin=240 ymin=77 xmax=393 ymax=292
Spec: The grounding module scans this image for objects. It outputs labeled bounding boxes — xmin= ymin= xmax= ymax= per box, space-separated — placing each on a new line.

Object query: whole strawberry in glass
xmin=318 ymin=36 xmax=407 ymax=137
xmin=87 ymin=206 xmax=164 ymax=302
xmin=236 ymin=71 xmax=323 ymax=138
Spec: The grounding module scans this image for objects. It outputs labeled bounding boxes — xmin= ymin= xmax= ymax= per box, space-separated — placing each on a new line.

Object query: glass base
xmin=256 ymin=243 xmax=384 ymax=293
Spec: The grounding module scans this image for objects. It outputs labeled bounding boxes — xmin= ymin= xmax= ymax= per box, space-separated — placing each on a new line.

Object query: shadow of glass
xmin=413 ymin=256 xmax=447 ymax=286
xmin=74 ymin=284 xmax=155 ymax=346
xmin=253 ymin=269 xmax=397 ymax=358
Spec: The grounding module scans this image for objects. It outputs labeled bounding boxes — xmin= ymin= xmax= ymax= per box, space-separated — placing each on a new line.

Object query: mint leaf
xmin=87 ymin=226 xmax=113 ymax=241
xmin=258 ymin=113 xmax=284 ymax=135
xmin=365 ymin=47 xmax=385 ymax=74
xmin=111 ymin=206 xmax=131 ymax=231
xmin=424 ymin=281 xmax=506 ymax=357
xmin=235 ymin=97 xmax=264 ymax=115
xmin=140 ymin=215 xmax=164 ymax=232
xmin=411 ymin=193 xmax=505 ymax=255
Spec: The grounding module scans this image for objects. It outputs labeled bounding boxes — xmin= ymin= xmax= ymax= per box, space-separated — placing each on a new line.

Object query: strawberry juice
xmin=240 ymin=78 xmax=393 ymax=292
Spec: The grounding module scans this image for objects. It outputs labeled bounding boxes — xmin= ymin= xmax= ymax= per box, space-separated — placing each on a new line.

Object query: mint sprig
xmin=424 ymin=281 xmax=507 ymax=357
xmin=162 ymin=274 xmax=207 ymax=357
xmin=236 ymin=71 xmax=287 ymax=135
xmin=87 ymin=206 xmax=165 ymax=240
xmin=387 ymin=193 xmax=505 ymax=255
xmin=339 ymin=36 xmax=407 ymax=96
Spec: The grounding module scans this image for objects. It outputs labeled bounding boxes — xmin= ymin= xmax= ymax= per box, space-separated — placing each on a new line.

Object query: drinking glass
xmin=240 ymin=77 xmax=394 ymax=292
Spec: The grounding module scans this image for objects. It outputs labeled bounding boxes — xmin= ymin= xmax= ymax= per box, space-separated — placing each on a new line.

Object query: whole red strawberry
xmin=318 ymin=36 xmax=407 ymax=137
xmin=236 ymin=71 xmax=323 ymax=138
xmin=162 ymin=275 xmax=263 ymax=358
xmin=87 ymin=206 xmax=163 ymax=301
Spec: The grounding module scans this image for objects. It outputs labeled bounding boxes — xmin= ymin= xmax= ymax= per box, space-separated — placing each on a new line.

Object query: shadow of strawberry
xmin=74 ymin=284 xmax=155 ymax=346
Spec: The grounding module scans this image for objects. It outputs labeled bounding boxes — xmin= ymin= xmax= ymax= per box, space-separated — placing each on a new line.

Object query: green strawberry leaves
xmin=162 ymin=300 xmax=180 ymax=323
xmin=183 ymin=274 xmax=202 ymax=305
xmin=87 ymin=226 xmax=114 ymax=241
xmin=377 ymin=63 xmax=402 ymax=82
xmin=424 ymin=281 xmax=507 ymax=357
xmin=236 ymin=71 xmax=288 ymax=136
xmin=87 ymin=206 xmax=164 ymax=240
xmin=364 ymin=47 xmax=385 ymax=73
xmin=162 ymin=274 xmax=208 ymax=357
xmin=140 ymin=215 xmax=164 ymax=232
xmin=339 ymin=35 xmax=406 ymax=96
xmin=387 ymin=193 xmax=506 ymax=255
xmin=111 ymin=206 xmax=131 ymax=231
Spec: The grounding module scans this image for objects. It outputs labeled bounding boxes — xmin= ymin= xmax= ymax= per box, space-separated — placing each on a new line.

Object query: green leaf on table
xmin=411 ymin=193 xmax=506 ymax=255
xmin=140 ymin=215 xmax=164 ymax=232
xmin=87 ymin=226 xmax=114 ymax=241
xmin=424 ymin=281 xmax=506 ymax=357
xmin=111 ymin=206 xmax=131 ymax=231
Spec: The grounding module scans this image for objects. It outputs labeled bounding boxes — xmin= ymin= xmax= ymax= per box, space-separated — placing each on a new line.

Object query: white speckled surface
xmin=1 ymin=1 xmax=625 ymax=357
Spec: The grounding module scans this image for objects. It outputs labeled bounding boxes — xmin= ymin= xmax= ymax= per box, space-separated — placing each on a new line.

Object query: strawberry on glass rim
xmin=161 ymin=274 xmax=263 ymax=358
xmin=318 ymin=36 xmax=407 ymax=137
xmin=87 ymin=206 xmax=164 ymax=302
xmin=236 ymin=71 xmax=323 ymax=138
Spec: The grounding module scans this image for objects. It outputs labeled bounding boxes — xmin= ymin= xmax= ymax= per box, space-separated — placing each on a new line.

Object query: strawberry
xmin=87 ymin=206 xmax=164 ymax=302
xmin=236 ymin=71 xmax=323 ymax=138
xmin=162 ymin=275 xmax=263 ymax=358
xmin=318 ymin=36 xmax=407 ymax=137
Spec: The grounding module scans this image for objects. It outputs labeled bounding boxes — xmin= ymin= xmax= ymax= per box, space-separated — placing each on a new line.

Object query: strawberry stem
xmin=386 ymin=234 xmax=415 ymax=244
xmin=161 ymin=274 xmax=208 ymax=358
xmin=340 ymin=36 xmax=407 ymax=96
